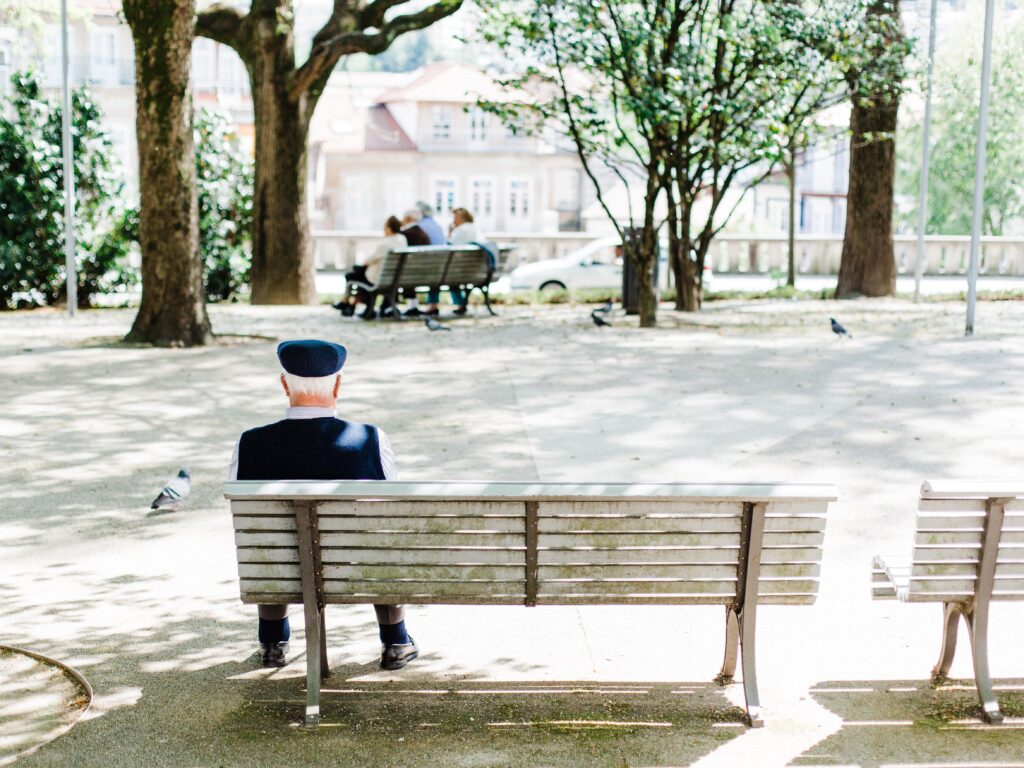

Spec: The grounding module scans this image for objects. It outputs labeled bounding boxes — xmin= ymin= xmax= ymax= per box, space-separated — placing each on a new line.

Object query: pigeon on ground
xmin=151 ymin=468 xmax=190 ymax=510
xmin=594 ymin=300 xmax=613 ymax=314
xmin=425 ymin=317 xmax=451 ymax=332
xmin=830 ymin=317 xmax=852 ymax=338
xmin=591 ymin=309 xmax=612 ymax=327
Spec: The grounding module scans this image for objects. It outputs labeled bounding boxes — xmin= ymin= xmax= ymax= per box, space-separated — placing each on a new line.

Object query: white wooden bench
xmin=355 ymin=243 xmax=515 ymax=317
xmin=225 ymin=480 xmax=837 ymax=727
xmin=872 ymin=480 xmax=1024 ymax=723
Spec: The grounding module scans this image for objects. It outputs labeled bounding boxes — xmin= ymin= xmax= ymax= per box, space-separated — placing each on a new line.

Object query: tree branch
xmin=291 ymin=0 xmax=463 ymax=100
xmin=195 ymin=4 xmax=246 ymax=53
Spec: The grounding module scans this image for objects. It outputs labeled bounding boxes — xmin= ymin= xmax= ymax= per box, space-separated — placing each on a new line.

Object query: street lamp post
xmin=965 ymin=0 xmax=996 ymax=335
xmin=61 ymin=0 xmax=77 ymax=317
xmin=912 ymin=0 xmax=938 ymax=303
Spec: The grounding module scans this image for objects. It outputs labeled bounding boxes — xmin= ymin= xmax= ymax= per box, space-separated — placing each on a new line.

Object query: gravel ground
xmin=1 ymin=297 xmax=1023 ymax=767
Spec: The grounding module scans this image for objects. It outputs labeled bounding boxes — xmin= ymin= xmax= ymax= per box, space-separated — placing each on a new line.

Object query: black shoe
xmin=340 ymin=303 xmax=355 ymax=317
xmin=424 ymin=307 xmax=440 ymax=317
xmin=331 ymin=300 xmax=346 ymax=310
xmin=452 ymin=305 xmax=468 ymax=316
xmin=359 ymin=308 xmax=377 ymax=320
xmin=380 ymin=638 xmax=418 ymax=670
xmin=259 ymin=641 xmax=290 ymax=668
xmin=402 ymin=307 xmax=422 ymax=318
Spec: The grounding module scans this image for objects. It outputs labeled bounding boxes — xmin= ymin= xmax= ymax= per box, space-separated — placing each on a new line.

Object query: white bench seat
xmin=872 ymin=481 xmax=1024 ymax=723
xmin=226 ymin=480 xmax=836 ymax=728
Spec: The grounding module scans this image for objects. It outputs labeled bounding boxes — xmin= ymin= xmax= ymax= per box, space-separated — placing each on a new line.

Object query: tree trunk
xmin=636 ymin=224 xmax=659 ymax=327
xmin=246 ymin=36 xmax=318 ymax=305
xmin=837 ymin=1 xmax=904 ymax=299
xmin=123 ymin=0 xmax=212 ymax=346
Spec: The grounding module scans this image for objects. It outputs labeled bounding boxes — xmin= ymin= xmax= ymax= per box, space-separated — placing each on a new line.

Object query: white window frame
xmin=469 ymin=107 xmax=488 ymax=143
xmin=431 ymin=105 xmax=453 ymax=140
xmin=469 ymin=176 xmax=496 ymax=229
xmin=506 ymin=178 xmax=532 ymax=230
xmin=89 ymin=27 xmax=119 ymax=86
xmin=431 ymin=176 xmax=458 ymax=229
xmin=342 ymin=174 xmax=374 ymax=231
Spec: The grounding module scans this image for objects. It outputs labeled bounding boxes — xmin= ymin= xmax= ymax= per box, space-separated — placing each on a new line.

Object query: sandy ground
xmin=1 ymin=297 xmax=1023 ymax=767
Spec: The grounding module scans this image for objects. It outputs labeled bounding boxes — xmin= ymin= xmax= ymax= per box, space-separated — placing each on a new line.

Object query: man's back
xmin=237 ymin=417 xmax=385 ymax=481
xmin=402 ymin=225 xmax=430 ymax=247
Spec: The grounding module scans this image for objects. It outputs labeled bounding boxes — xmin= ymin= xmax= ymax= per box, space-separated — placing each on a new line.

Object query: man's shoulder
xmin=241 ymin=418 xmax=378 ymax=438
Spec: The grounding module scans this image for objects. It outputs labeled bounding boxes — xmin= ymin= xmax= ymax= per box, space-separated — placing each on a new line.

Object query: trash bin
xmin=621 ymin=230 xmax=658 ymax=315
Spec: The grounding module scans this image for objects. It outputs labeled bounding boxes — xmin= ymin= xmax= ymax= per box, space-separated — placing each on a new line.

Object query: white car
xmin=508 ymin=236 xmax=713 ymax=295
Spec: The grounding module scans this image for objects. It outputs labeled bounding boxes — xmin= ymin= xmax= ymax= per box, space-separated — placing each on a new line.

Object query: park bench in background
xmin=225 ymin=480 xmax=836 ymax=727
xmin=872 ymin=480 xmax=1024 ymax=723
xmin=352 ymin=243 xmax=515 ymax=317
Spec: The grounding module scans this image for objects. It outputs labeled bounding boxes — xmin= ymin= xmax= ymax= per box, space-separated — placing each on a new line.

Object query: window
xmin=506 ymin=178 xmax=531 ymax=231
xmin=431 ymin=106 xmax=452 ymax=140
xmin=89 ymin=27 xmax=118 ymax=86
xmin=505 ymin=115 xmax=524 ymax=139
xmin=43 ymin=25 xmax=62 ymax=87
xmin=469 ymin=107 xmax=487 ymax=142
xmin=343 ymin=175 xmax=373 ymax=230
xmin=508 ymin=179 xmax=530 ymax=217
xmin=192 ymin=38 xmax=215 ymax=90
xmin=469 ymin=177 xmax=495 ymax=229
xmin=432 ymin=177 xmax=457 ymax=227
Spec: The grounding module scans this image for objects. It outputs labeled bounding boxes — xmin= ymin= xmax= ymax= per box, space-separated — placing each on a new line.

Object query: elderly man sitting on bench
xmin=228 ymin=339 xmax=418 ymax=670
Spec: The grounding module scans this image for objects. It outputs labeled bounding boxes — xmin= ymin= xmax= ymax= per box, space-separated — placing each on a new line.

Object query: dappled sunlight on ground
xmin=1 ymin=299 xmax=1023 ymax=766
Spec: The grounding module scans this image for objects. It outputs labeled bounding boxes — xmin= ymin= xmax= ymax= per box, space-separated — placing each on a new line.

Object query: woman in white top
xmin=338 ymin=216 xmax=406 ymax=319
xmin=424 ymin=207 xmax=482 ymax=316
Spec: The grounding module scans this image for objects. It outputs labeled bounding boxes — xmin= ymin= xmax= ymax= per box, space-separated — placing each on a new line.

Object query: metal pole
xmin=913 ymin=0 xmax=938 ymax=303
xmin=61 ymin=0 xmax=77 ymax=317
xmin=965 ymin=0 xmax=996 ymax=336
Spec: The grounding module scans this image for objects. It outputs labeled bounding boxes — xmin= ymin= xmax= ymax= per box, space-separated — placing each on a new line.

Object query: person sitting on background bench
xmin=228 ymin=339 xmax=418 ymax=671
xmin=337 ymin=215 xmax=405 ymax=320
xmin=421 ymin=207 xmax=480 ymax=317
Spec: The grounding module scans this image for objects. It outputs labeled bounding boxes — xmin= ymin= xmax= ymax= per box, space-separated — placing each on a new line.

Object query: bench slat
xmin=537 ymin=578 xmax=817 ymax=596
xmin=234 ymin=530 xmax=525 ymax=549
xmin=319 ymin=548 xmax=526 ymax=565
xmin=239 ymin=563 xmax=525 ymax=581
xmin=234 ymin=515 xmax=525 ymax=534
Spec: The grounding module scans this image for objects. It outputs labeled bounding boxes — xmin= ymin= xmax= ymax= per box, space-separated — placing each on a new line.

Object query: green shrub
xmin=195 ymin=108 xmax=253 ymax=302
xmin=0 ymin=71 xmax=136 ymax=309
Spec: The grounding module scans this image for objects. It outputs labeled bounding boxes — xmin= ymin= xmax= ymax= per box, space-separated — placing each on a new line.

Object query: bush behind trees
xmin=0 ymin=73 xmax=253 ymax=310
xmin=0 ymin=71 xmax=135 ymax=309
xmin=195 ymin=108 xmax=253 ymax=302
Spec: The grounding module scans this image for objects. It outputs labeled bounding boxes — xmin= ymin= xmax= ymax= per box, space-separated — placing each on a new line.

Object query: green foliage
xmin=0 ymin=70 xmax=136 ymax=309
xmin=194 ymin=108 xmax=253 ymax=301
xmin=897 ymin=18 xmax=1024 ymax=236
xmin=477 ymin=0 xmax=859 ymax=316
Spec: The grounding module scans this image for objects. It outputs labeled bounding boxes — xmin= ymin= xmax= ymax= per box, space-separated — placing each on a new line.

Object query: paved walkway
xmin=1 ymin=299 xmax=1023 ymax=767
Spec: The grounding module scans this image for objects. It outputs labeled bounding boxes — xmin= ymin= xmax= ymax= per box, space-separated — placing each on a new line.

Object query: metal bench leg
xmin=320 ymin=605 xmax=330 ymax=680
xmin=482 ymin=285 xmax=497 ymax=316
xmin=738 ymin=605 xmax=763 ymax=728
xmin=931 ymin=601 xmax=963 ymax=679
xmin=964 ymin=604 xmax=1003 ymax=724
xmin=717 ymin=605 xmax=739 ymax=684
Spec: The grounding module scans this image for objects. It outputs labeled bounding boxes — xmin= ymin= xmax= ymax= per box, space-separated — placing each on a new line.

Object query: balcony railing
xmin=311 ymin=230 xmax=1024 ymax=277
xmin=708 ymin=234 xmax=1024 ymax=277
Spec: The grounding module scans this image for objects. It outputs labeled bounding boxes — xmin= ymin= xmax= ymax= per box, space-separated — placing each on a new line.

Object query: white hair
xmin=403 ymin=208 xmax=423 ymax=222
xmin=282 ymin=372 xmax=339 ymax=398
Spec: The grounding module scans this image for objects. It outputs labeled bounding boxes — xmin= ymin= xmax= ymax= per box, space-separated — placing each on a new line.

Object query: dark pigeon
xmin=591 ymin=310 xmax=612 ymax=328
xmin=830 ymin=317 xmax=852 ymax=338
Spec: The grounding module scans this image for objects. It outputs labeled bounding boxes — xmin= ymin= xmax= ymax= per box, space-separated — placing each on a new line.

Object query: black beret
xmin=277 ymin=339 xmax=347 ymax=377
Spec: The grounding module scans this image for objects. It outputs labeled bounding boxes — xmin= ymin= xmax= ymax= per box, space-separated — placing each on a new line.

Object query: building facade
xmin=309 ymin=63 xmax=588 ymax=235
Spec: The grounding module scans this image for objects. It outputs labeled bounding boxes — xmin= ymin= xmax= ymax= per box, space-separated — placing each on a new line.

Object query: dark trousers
xmin=258 ymin=604 xmax=405 ymax=625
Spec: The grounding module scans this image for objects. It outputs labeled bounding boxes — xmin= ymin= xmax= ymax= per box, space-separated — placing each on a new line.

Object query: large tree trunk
xmin=247 ymin=35 xmax=318 ymax=305
xmin=636 ymin=224 xmax=659 ymax=328
xmin=837 ymin=0 xmax=904 ymax=299
xmin=124 ymin=0 xmax=212 ymax=346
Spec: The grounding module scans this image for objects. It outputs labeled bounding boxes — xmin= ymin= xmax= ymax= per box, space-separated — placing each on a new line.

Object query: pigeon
xmin=151 ymin=468 xmax=190 ymax=510
xmin=594 ymin=300 xmax=613 ymax=314
xmin=591 ymin=309 xmax=612 ymax=327
xmin=424 ymin=317 xmax=451 ymax=332
xmin=830 ymin=317 xmax=851 ymax=338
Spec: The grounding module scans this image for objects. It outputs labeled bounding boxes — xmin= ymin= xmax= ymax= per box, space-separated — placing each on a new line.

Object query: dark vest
xmin=237 ymin=418 xmax=385 ymax=481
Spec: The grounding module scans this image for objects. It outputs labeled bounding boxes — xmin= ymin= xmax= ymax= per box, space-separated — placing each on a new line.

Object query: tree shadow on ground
xmin=791 ymin=678 xmax=1024 ymax=767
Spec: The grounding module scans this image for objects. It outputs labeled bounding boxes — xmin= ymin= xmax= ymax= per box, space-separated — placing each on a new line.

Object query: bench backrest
xmin=226 ymin=481 xmax=835 ymax=608
xmin=902 ymin=481 xmax=1024 ymax=602
xmin=373 ymin=245 xmax=515 ymax=292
